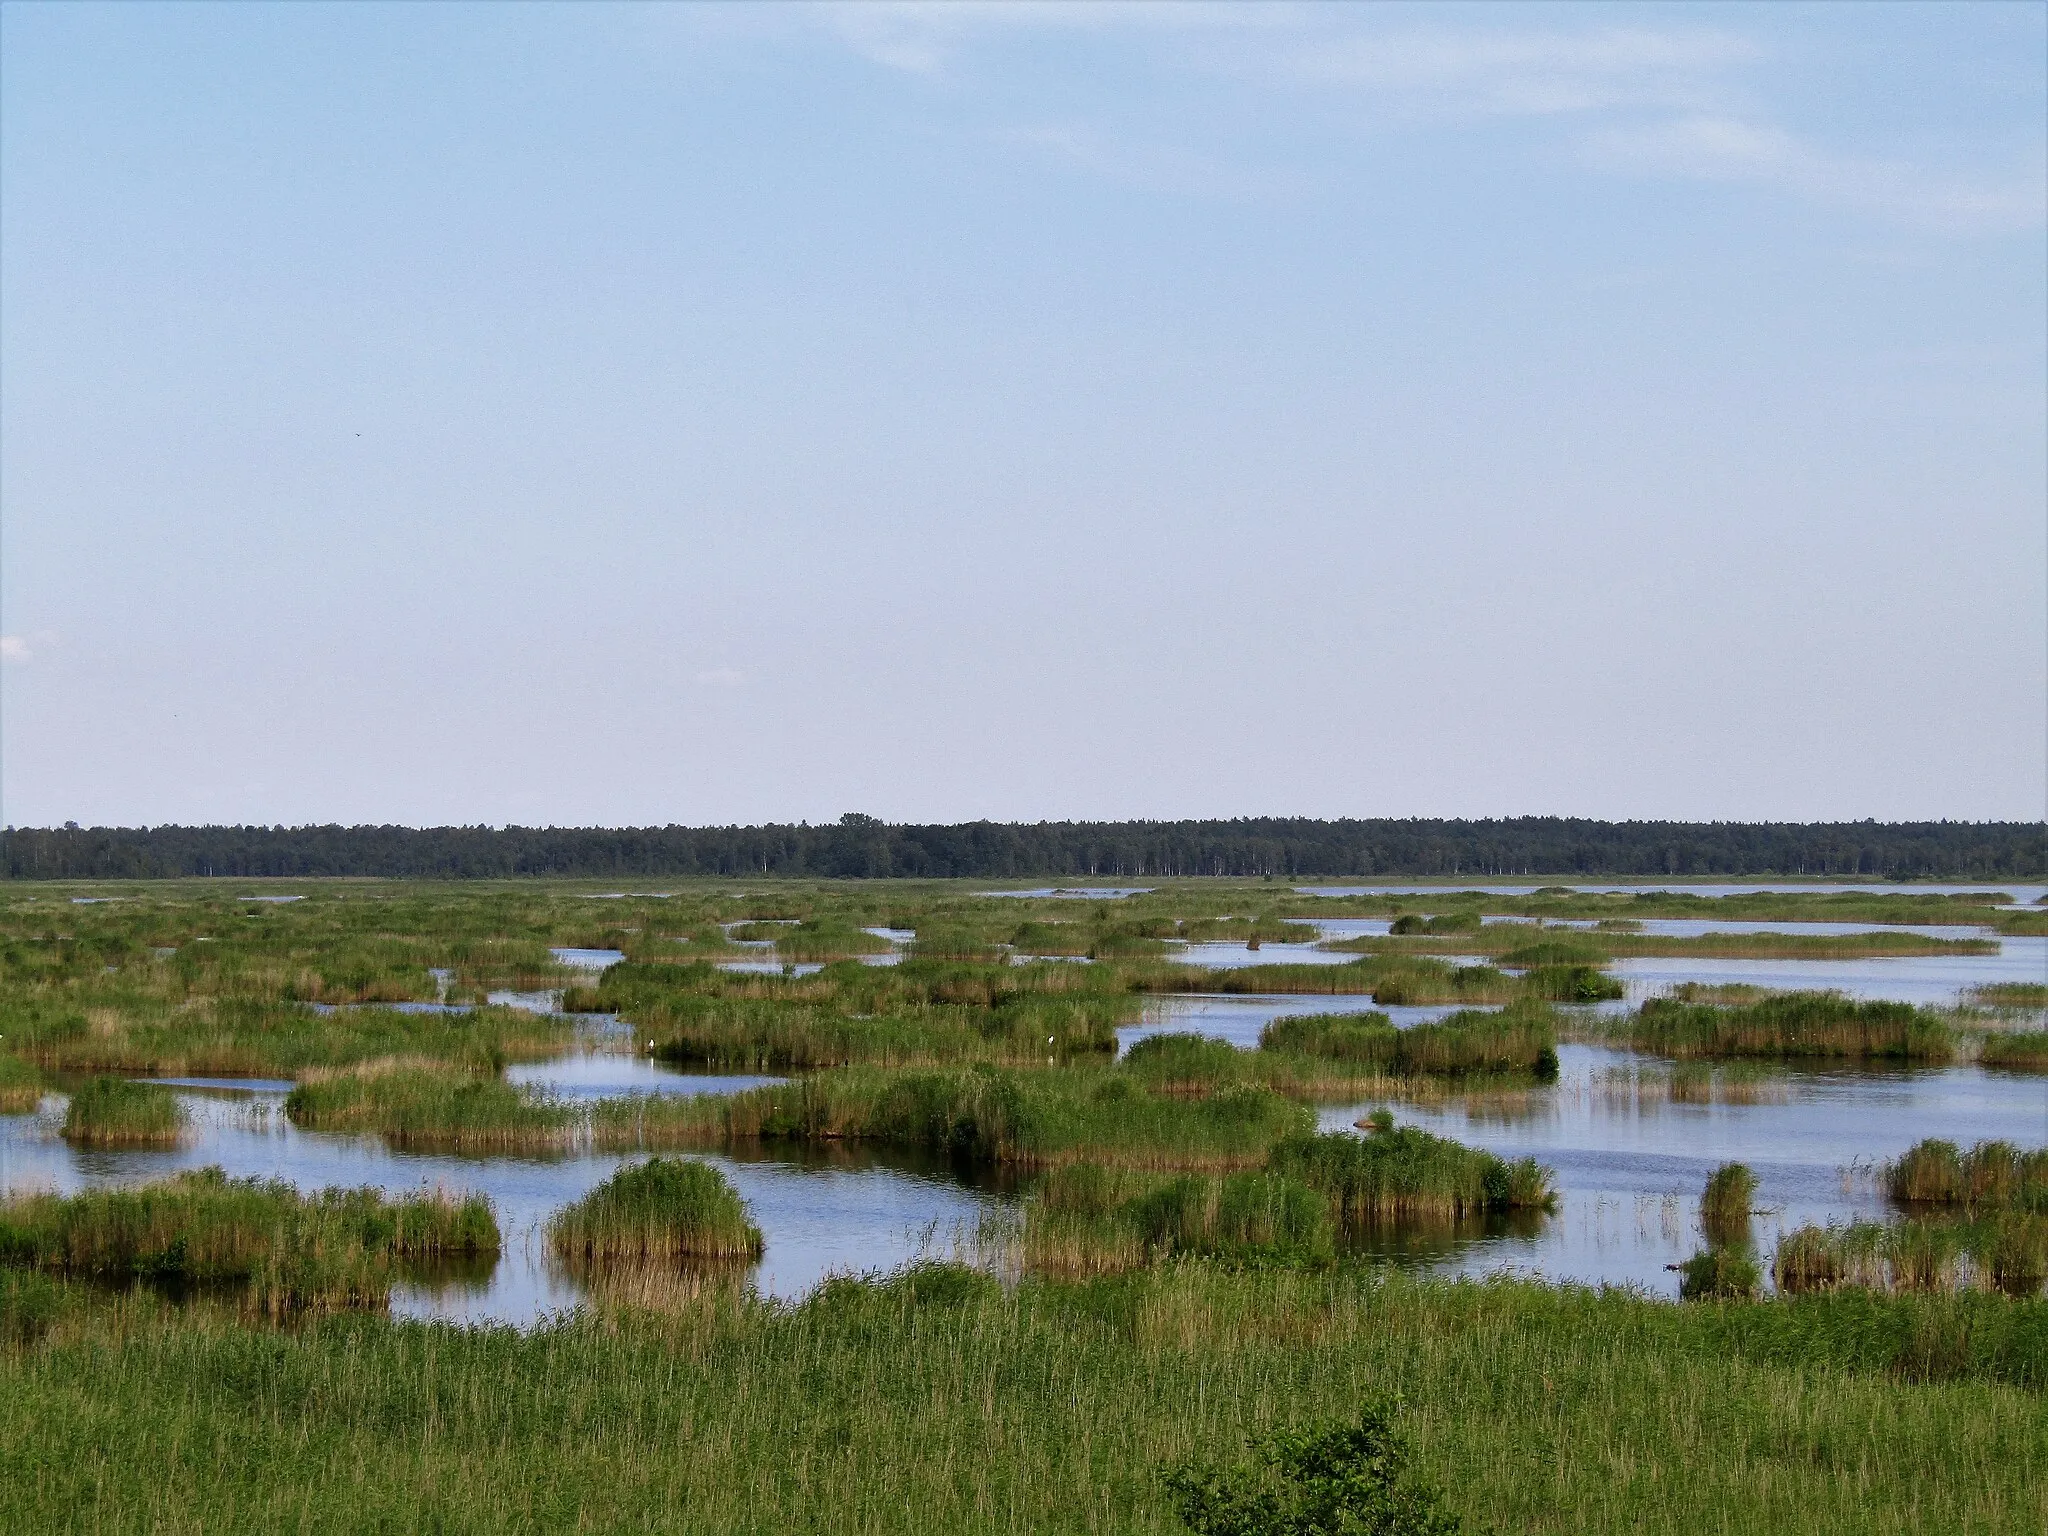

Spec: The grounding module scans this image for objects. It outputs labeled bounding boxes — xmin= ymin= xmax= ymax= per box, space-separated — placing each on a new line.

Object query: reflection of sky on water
xmin=1320 ymin=1044 xmax=2048 ymax=1297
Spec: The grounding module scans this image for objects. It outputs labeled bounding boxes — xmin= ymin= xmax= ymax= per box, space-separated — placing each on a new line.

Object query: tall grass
xmin=1969 ymin=982 xmax=2048 ymax=1009
xmin=1979 ymin=1032 xmax=2048 ymax=1071
xmin=1627 ymin=992 xmax=1954 ymax=1062
xmin=662 ymin=1066 xmax=1314 ymax=1170
xmin=1267 ymin=1128 xmax=1555 ymax=1225
xmin=1259 ymin=1002 xmax=1560 ymax=1080
xmin=1774 ymin=1217 xmax=2047 ymax=1299
xmin=548 ymin=1158 xmax=762 ymax=1263
xmin=1883 ymin=1140 xmax=2048 ymax=1213
xmin=0 ymin=1054 xmax=41 ymax=1113
xmin=283 ymin=1064 xmax=575 ymax=1152
xmin=3 ymin=1266 xmax=2043 ymax=1533
xmin=0 ymin=1167 xmax=496 ymax=1314
xmin=61 ymin=1076 xmax=188 ymax=1147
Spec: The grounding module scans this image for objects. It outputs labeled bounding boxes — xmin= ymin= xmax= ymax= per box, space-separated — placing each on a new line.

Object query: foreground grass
xmin=0 ymin=1267 xmax=2042 ymax=1534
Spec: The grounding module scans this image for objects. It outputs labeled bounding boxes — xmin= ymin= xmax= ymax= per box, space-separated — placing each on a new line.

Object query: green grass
xmin=283 ymin=1063 xmax=576 ymax=1152
xmin=0 ymin=1054 xmax=41 ymax=1113
xmin=1625 ymin=992 xmax=1954 ymax=1062
xmin=548 ymin=1158 xmax=763 ymax=1264
xmin=1884 ymin=1140 xmax=2048 ymax=1213
xmin=651 ymin=1065 xmax=1315 ymax=1170
xmin=4 ymin=1266 xmax=2041 ymax=1533
xmin=1024 ymin=1166 xmax=1337 ymax=1275
xmin=1774 ymin=1217 xmax=2047 ymax=1300
xmin=1969 ymin=982 xmax=2048 ymax=1009
xmin=1258 ymin=1002 xmax=1560 ymax=1080
xmin=1980 ymin=1033 xmax=2048 ymax=1071
xmin=0 ymin=1167 xmax=496 ymax=1314
xmin=60 ymin=1075 xmax=188 ymax=1147
xmin=1701 ymin=1162 xmax=1758 ymax=1231
xmin=1267 ymin=1127 xmax=1555 ymax=1226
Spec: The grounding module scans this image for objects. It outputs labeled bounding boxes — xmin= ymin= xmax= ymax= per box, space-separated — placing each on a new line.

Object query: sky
xmin=2 ymin=1 xmax=2043 ymax=829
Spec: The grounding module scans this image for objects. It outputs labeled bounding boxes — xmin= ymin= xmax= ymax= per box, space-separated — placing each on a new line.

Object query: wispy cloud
xmin=1239 ymin=25 xmax=1758 ymax=120
xmin=0 ymin=631 xmax=57 ymax=664
xmin=691 ymin=3 xmax=2043 ymax=235
xmin=1584 ymin=116 xmax=2046 ymax=236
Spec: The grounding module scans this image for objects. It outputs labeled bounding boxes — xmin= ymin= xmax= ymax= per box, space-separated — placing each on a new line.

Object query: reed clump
xmin=677 ymin=1065 xmax=1313 ymax=1170
xmin=1022 ymin=1163 xmax=1337 ymax=1274
xmin=1701 ymin=1163 xmax=1758 ymax=1225
xmin=0 ymin=1055 xmax=42 ymax=1114
xmin=1627 ymin=992 xmax=1953 ymax=1062
xmin=60 ymin=1076 xmax=188 ymax=1147
xmin=1978 ymin=1032 xmax=2048 ymax=1071
xmin=1773 ymin=1217 xmax=2047 ymax=1299
xmin=1259 ymin=1002 xmax=1560 ymax=1081
xmin=1968 ymin=982 xmax=2048 ymax=1009
xmin=1267 ymin=1127 xmax=1555 ymax=1226
xmin=283 ymin=1064 xmax=575 ymax=1152
xmin=1678 ymin=1246 xmax=1762 ymax=1301
xmin=1883 ymin=1139 xmax=2048 ymax=1213
xmin=548 ymin=1158 xmax=763 ymax=1264
xmin=0 ymin=1167 xmax=496 ymax=1314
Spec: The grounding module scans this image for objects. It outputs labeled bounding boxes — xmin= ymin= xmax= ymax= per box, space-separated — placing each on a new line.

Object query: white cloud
xmin=0 ymin=631 xmax=57 ymax=664
xmin=695 ymin=667 xmax=745 ymax=688
xmin=1586 ymin=116 xmax=2046 ymax=235
xmin=1242 ymin=26 xmax=1759 ymax=120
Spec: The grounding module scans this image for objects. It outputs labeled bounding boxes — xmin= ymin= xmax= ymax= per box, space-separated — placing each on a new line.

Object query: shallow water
xmin=1320 ymin=1045 xmax=2048 ymax=1296
xmin=1299 ymin=882 xmax=2048 ymax=902
xmin=979 ymin=887 xmax=1153 ymax=899
xmin=0 ymin=1055 xmax=1008 ymax=1322
xmin=1118 ymin=994 xmax=1497 ymax=1053
xmin=1609 ymin=936 xmax=2045 ymax=1007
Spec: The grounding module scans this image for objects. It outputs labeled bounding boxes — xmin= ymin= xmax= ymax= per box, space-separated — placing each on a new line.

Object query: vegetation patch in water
xmin=60 ymin=1076 xmax=187 ymax=1147
xmin=1884 ymin=1140 xmax=2048 ymax=1213
xmin=1259 ymin=1002 xmax=1560 ymax=1081
xmin=1268 ymin=1125 xmax=1555 ymax=1226
xmin=0 ymin=1167 xmax=496 ymax=1314
xmin=1625 ymin=992 xmax=1953 ymax=1062
xmin=1978 ymin=1032 xmax=2048 ymax=1071
xmin=548 ymin=1157 xmax=763 ymax=1264
xmin=0 ymin=1055 xmax=42 ymax=1114
xmin=283 ymin=1063 xmax=576 ymax=1152
xmin=670 ymin=1065 xmax=1313 ymax=1170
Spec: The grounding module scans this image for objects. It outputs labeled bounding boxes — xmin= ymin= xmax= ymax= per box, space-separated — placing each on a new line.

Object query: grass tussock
xmin=0 ymin=1167 xmax=496 ymax=1315
xmin=1626 ymin=992 xmax=1953 ymax=1062
xmin=60 ymin=1077 xmax=188 ymax=1147
xmin=283 ymin=1065 xmax=575 ymax=1152
xmin=1022 ymin=1163 xmax=1336 ymax=1275
xmin=667 ymin=1065 xmax=1314 ymax=1170
xmin=1884 ymin=1140 xmax=2048 ymax=1213
xmin=1774 ymin=1217 xmax=2048 ymax=1300
xmin=1267 ymin=1125 xmax=1555 ymax=1226
xmin=1258 ymin=1002 xmax=1560 ymax=1081
xmin=0 ymin=1055 xmax=42 ymax=1114
xmin=1968 ymin=982 xmax=2048 ymax=1009
xmin=1979 ymin=1032 xmax=2048 ymax=1071
xmin=548 ymin=1158 xmax=762 ymax=1264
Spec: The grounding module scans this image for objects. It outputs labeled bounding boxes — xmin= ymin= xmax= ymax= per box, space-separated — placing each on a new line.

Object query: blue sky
xmin=3 ymin=1 xmax=2042 ymax=827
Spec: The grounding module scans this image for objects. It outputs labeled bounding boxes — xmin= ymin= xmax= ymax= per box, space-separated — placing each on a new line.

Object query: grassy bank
xmin=2 ymin=1266 xmax=2041 ymax=1534
xmin=1775 ymin=1217 xmax=2047 ymax=1300
xmin=1980 ymin=1032 xmax=2048 ymax=1071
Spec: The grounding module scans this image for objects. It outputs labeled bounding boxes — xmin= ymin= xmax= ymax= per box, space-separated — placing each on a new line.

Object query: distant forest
xmin=3 ymin=817 xmax=2040 ymax=882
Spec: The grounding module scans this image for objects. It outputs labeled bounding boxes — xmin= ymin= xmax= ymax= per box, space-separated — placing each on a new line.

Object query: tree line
xmin=2 ymin=816 xmax=2040 ymax=881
